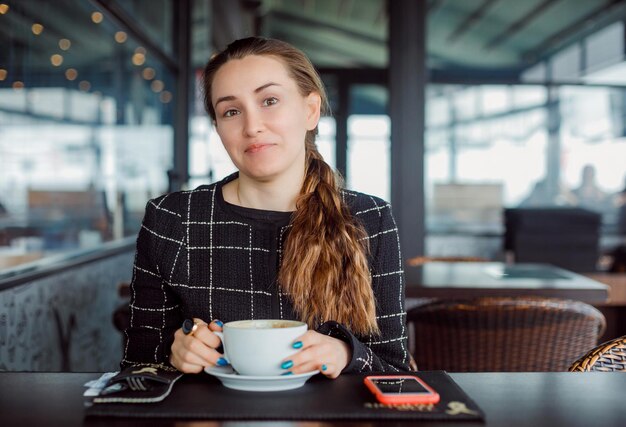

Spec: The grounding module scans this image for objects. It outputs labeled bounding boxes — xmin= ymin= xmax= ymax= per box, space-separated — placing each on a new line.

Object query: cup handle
xmin=213 ymin=331 xmax=229 ymax=364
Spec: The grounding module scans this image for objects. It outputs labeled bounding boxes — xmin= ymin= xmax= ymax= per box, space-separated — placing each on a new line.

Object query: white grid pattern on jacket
xmin=122 ymin=175 xmax=409 ymax=372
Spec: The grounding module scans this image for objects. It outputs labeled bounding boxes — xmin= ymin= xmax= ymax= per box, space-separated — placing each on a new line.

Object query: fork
xmin=126 ymin=376 xmax=149 ymax=391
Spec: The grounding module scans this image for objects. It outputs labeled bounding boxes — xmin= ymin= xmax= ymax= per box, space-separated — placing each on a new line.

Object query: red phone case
xmin=364 ymin=375 xmax=441 ymax=405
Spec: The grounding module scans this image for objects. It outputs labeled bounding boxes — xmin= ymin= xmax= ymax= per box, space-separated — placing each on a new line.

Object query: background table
xmin=405 ymin=262 xmax=609 ymax=304
xmin=1 ymin=372 xmax=625 ymax=426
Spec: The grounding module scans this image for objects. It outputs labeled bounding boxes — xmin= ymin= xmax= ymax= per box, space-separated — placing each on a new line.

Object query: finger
xmin=278 ymin=331 xmax=315 ymax=372
xmin=289 ymin=359 xmax=320 ymax=374
xmin=286 ymin=332 xmax=325 ymax=362
xmin=290 ymin=330 xmax=321 ymax=350
xmin=173 ymin=347 xmax=210 ymax=368
xmin=174 ymin=323 xmax=224 ymax=366
xmin=190 ymin=321 xmax=222 ymax=349
xmin=208 ymin=319 xmax=224 ymax=332
xmin=294 ymin=348 xmax=328 ymax=371
xmin=192 ymin=317 xmax=208 ymax=326
xmin=289 ymin=360 xmax=338 ymax=378
xmin=176 ymin=340 xmax=225 ymax=368
xmin=172 ymin=332 xmax=218 ymax=367
xmin=174 ymin=359 xmax=205 ymax=374
xmin=286 ymin=343 xmax=327 ymax=374
xmin=319 ymin=363 xmax=340 ymax=379
xmin=184 ymin=341 xmax=218 ymax=365
xmin=285 ymin=332 xmax=349 ymax=377
xmin=170 ymin=351 xmax=205 ymax=374
xmin=184 ymin=335 xmax=225 ymax=365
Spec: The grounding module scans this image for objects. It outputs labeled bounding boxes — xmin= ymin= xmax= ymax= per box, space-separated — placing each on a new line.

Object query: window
xmin=0 ymin=0 xmax=175 ymax=268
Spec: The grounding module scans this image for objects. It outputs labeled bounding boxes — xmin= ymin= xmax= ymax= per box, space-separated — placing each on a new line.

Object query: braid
xmin=278 ymin=142 xmax=380 ymax=336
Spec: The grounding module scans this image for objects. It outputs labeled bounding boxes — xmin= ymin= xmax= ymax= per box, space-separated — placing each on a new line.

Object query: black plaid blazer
xmin=122 ymin=173 xmax=410 ymax=373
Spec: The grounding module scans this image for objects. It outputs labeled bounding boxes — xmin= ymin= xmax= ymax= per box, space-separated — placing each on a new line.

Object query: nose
xmin=242 ymin=109 xmax=264 ymax=137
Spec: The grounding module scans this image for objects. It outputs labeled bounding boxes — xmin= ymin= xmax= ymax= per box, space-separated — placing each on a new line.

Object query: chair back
xmin=569 ymin=335 xmax=626 ymax=372
xmin=504 ymin=207 xmax=601 ymax=272
xmin=407 ymin=297 xmax=605 ymax=372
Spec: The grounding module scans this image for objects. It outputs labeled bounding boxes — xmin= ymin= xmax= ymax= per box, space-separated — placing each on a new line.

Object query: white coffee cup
xmin=214 ymin=319 xmax=307 ymax=376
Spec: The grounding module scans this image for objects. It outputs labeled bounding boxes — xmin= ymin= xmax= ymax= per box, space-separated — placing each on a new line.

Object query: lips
xmin=245 ymin=143 xmax=274 ymax=153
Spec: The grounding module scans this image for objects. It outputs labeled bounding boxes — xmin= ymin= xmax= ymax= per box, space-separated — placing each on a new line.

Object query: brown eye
xmin=262 ymin=97 xmax=278 ymax=107
xmin=223 ymin=109 xmax=239 ymax=117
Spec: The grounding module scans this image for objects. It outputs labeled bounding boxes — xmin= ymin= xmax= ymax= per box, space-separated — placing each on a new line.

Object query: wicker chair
xmin=407 ymin=297 xmax=606 ymax=372
xmin=569 ymin=335 xmax=626 ymax=372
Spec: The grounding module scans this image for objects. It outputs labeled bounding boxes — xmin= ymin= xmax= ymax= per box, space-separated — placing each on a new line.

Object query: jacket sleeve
xmin=318 ymin=201 xmax=410 ymax=373
xmin=121 ymin=194 xmax=185 ymax=369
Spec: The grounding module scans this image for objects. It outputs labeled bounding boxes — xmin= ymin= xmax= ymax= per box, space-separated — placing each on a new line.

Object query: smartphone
xmin=364 ymin=375 xmax=440 ymax=405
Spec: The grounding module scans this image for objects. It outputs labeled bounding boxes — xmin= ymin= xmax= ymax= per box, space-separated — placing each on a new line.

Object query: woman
xmin=122 ymin=37 xmax=410 ymax=378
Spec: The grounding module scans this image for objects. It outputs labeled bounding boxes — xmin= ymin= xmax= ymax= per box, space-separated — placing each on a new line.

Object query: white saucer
xmin=204 ymin=365 xmax=319 ymax=392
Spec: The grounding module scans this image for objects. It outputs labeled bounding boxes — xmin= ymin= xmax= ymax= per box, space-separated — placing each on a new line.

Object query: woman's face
xmin=211 ymin=54 xmax=321 ymax=183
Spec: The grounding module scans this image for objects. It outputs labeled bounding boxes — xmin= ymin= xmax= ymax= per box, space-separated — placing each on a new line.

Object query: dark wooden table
xmin=405 ymin=262 xmax=609 ymax=304
xmin=1 ymin=372 xmax=625 ymax=426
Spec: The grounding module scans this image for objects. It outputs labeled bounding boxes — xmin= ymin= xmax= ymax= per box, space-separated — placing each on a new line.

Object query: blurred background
xmin=1 ymin=0 xmax=626 ymax=371
xmin=1 ymin=0 xmax=625 ymax=270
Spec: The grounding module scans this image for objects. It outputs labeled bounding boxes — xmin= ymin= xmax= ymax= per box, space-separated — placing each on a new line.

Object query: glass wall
xmin=346 ymin=84 xmax=389 ymax=201
xmin=4 ymin=0 xmax=624 ymax=270
xmin=425 ymin=83 xmax=626 ymax=258
xmin=347 ymin=115 xmax=390 ymax=201
xmin=423 ymin=0 xmax=626 ymax=260
xmin=0 ymin=0 xmax=175 ymax=269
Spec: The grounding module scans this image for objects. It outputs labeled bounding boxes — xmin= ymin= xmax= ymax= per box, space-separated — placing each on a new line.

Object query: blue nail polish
xmin=215 ymin=320 xmax=224 ymax=327
xmin=217 ymin=357 xmax=228 ymax=366
xmin=281 ymin=371 xmax=293 ymax=376
xmin=292 ymin=341 xmax=303 ymax=349
xmin=322 ymin=364 xmax=327 ymax=371
xmin=281 ymin=360 xmax=293 ymax=369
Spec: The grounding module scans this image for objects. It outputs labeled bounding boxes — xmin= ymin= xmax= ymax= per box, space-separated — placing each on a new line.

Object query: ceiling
xmin=240 ymin=0 xmax=626 ymax=80
xmin=2 ymin=0 xmax=626 ymax=88
xmin=0 ymin=0 xmax=176 ymax=87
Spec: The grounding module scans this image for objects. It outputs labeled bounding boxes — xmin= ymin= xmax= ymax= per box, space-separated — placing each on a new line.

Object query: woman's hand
xmin=170 ymin=319 xmax=225 ymax=373
xmin=282 ymin=330 xmax=351 ymax=379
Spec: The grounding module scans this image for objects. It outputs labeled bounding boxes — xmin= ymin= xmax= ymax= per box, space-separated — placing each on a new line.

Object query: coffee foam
xmin=228 ymin=320 xmax=302 ymax=329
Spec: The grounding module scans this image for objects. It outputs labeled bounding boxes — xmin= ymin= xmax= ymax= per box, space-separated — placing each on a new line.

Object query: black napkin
xmin=89 ymin=365 xmax=183 ymax=404
xmin=86 ymin=371 xmax=484 ymax=422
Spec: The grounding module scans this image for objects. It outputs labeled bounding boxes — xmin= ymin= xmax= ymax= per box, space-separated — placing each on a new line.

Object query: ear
xmin=304 ymin=92 xmax=322 ymax=131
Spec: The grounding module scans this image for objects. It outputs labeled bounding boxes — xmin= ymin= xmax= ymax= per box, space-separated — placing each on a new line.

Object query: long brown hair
xmin=203 ymin=37 xmax=379 ymax=336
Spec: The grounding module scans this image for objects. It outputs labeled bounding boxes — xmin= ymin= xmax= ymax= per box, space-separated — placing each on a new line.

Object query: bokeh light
xmin=114 ymin=31 xmax=127 ymax=43
xmin=50 ymin=54 xmax=63 ymax=66
xmin=159 ymin=91 xmax=172 ymax=103
xmin=142 ymin=67 xmax=155 ymax=80
xmin=59 ymin=39 xmax=71 ymax=50
xmin=91 ymin=12 xmax=103 ymax=23
xmin=65 ymin=68 xmax=78 ymax=81
xmin=79 ymin=80 xmax=91 ymax=91
xmin=32 ymin=23 xmax=44 ymax=35
xmin=150 ymin=80 xmax=164 ymax=93
xmin=132 ymin=53 xmax=146 ymax=66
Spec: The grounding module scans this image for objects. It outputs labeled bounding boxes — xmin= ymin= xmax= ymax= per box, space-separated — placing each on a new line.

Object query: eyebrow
xmin=214 ymin=82 xmax=281 ymax=108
